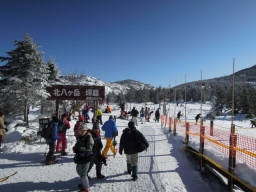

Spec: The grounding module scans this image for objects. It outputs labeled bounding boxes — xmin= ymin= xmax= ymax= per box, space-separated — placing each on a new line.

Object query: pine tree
xmin=0 ymin=34 xmax=49 ymax=125
xmin=47 ymin=57 xmax=60 ymax=82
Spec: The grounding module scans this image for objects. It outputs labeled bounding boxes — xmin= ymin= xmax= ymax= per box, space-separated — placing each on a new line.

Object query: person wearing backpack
xmin=45 ymin=116 xmax=60 ymax=165
xmin=119 ymin=121 xmax=149 ymax=181
xmin=56 ymin=113 xmax=70 ymax=156
xmin=73 ymin=124 xmax=94 ymax=192
xmin=88 ymin=124 xmax=106 ymax=179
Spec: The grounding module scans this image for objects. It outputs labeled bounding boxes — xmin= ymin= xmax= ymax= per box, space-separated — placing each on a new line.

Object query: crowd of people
xmin=0 ymin=104 xmax=170 ymax=192
xmin=42 ymin=103 xmax=152 ymax=192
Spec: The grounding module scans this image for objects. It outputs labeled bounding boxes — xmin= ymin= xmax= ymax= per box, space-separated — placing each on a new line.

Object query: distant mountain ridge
xmin=58 ymin=74 xmax=154 ymax=95
xmin=175 ymin=64 xmax=256 ymax=89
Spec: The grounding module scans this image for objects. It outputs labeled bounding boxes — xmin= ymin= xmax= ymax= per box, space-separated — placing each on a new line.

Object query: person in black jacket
xmin=195 ymin=113 xmax=201 ymax=124
xmin=130 ymin=107 xmax=139 ymax=126
xmin=87 ymin=124 xmax=106 ymax=179
xmin=119 ymin=121 xmax=149 ymax=181
xmin=73 ymin=124 xmax=94 ymax=192
xmin=155 ymin=108 xmax=160 ymax=122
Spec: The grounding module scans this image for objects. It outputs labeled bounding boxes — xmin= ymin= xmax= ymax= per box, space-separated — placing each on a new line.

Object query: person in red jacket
xmin=74 ymin=115 xmax=85 ymax=140
xmin=56 ymin=113 xmax=70 ymax=156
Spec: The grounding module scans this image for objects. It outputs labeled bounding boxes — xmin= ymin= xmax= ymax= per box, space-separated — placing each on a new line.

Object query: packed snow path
xmin=0 ymin=113 xmax=226 ymax=192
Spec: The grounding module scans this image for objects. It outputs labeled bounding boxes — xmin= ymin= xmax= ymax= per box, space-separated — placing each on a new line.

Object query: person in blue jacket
xmin=45 ymin=116 xmax=60 ymax=165
xmin=102 ymin=115 xmax=118 ymax=158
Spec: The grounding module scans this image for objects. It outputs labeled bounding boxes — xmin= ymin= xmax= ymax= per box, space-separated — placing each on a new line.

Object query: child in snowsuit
xmin=140 ymin=107 xmax=145 ymax=124
xmin=56 ymin=113 xmax=70 ymax=155
xmin=88 ymin=124 xmax=106 ymax=179
xmin=45 ymin=116 xmax=60 ymax=165
xmin=73 ymin=124 xmax=94 ymax=192
xmin=119 ymin=121 xmax=149 ymax=181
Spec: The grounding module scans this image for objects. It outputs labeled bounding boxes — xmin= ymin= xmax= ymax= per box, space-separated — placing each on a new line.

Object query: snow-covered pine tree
xmin=0 ymin=34 xmax=49 ymax=125
xmin=47 ymin=57 xmax=60 ymax=82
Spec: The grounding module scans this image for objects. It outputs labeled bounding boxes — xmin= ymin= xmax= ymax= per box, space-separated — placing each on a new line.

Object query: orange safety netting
xmin=161 ymin=115 xmax=256 ymax=169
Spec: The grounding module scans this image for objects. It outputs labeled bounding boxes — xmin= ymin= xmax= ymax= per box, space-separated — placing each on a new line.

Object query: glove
xmin=113 ymin=140 xmax=117 ymax=146
xmin=5 ymin=128 xmax=8 ymax=132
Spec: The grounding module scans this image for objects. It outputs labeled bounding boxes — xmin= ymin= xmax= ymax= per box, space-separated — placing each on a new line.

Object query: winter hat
xmin=128 ymin=121 xmax=135 ymax=129
xmin=109 ymin=115 xmax=113 ymax=120
xmin=80 ymin=124 xmax=88 ymax=131
xmin=79 ymin=115 xmax=84 ymax=121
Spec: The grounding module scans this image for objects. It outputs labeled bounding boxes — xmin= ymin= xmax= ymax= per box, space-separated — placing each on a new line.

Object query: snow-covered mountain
xmin=113 ymin=79 xmax=154 ymax=90
xmin=58 ymin=74 xmax=154 ymax=95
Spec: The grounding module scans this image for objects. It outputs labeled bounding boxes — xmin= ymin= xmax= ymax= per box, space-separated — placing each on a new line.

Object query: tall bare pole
xmin=228 ymin=58 xmax=236 ymax=190
xmin=184 ymin=74 xmax=187 ymax=123
xmin=168 ymin=81 xmax=171 ymax=117
xmin=200 ymin=71 xmax=203 ymax=127
xmin=173 ymin=81 xmax=177 ymax=121
xmin=231 ymin=58 xmax=235 ymax=127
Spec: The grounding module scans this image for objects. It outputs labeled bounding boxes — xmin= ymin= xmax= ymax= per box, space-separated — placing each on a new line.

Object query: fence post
xmin=210 ymin=120 xmax=214 ymax=136
xmin=233 ymin=134 xmax=237 ymax=168
xmin=228 ymin=124 xmax=236 ymax=190
xmin=169 ymin=117 xmax=172 ymax=132
xmin=174 ymin=118 xmax=177 ymax=136
xmin=199 ymin=125 xmax=205 ymax=171
xmin=185 ymin=122 xmax=190 ymax=145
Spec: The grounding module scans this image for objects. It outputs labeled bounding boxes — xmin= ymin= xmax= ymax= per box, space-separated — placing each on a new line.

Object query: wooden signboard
xmin=46 ymin=85 xmax=105 ymax=101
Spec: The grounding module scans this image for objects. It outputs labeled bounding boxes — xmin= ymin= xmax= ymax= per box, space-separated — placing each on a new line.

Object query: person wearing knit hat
xmin=73 ymin=122 xmax=94 ymax=192
xmin=74 ymin=115 xmax=85 ymax=141
xmin=80 ymin=124 xmax=89 ymax=131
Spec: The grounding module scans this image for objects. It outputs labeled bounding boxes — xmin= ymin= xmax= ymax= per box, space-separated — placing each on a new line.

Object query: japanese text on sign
xmin=46 ymin=85 xmax=105 ymax=101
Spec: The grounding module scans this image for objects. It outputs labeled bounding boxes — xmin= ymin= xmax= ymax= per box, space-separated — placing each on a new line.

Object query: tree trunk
xmin=24 ymin=103 xmax=29 ymax=127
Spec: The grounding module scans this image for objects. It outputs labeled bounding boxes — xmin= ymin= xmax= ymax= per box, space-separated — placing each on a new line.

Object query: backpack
xmin=41 ymin=122 xmax=53 ymax=139
xmin=58 ymin=120 xmax=66 ymax=133
xmin=135 ymin=131 xmax=148 ymax=153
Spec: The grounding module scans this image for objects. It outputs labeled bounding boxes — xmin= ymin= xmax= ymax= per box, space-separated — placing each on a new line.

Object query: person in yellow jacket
xmin=0 ymin=112 xmax=7 ymax=152
xmin=96 ymin=109 xmax=103 ymax=125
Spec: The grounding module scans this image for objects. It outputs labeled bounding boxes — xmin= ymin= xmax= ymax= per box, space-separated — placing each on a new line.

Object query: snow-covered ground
xmin=0 ymin=103 xmax=255 ymax=191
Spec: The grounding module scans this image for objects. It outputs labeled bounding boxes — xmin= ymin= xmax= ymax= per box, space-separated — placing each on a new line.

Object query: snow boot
xmin=96 ymin=174 xmax=105 ymax=179
xmin=127 ymin=163 xmax=132 ymax=174
xmin=131 ymin=166 xmax=138 ymax=181
xmin=132 ymin=175 xmax=138 ymax=181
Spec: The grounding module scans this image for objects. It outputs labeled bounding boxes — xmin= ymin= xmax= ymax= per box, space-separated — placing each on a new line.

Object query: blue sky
xmin=1 ymin=0 xmax=256 ymax=87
